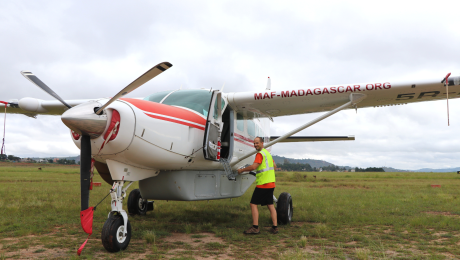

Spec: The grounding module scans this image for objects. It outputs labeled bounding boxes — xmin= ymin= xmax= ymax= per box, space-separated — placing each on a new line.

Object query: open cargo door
xmin=203 ymin=90 xmax=223 ymax=161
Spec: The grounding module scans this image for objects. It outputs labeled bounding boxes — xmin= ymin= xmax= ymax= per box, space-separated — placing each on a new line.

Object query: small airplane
xmin=2 ymin=62 xmax=458 ymax=252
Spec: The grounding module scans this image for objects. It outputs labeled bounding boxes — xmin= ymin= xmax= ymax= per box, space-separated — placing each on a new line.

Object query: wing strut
xmin=230 ymin=93 xmax=366 ymax=167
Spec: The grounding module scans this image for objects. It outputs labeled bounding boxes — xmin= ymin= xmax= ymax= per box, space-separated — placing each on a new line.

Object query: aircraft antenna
xmin=441 ymin=72 xmax=451 ymax=126
xmin=220 ymin=83 xmax=225 ymax=92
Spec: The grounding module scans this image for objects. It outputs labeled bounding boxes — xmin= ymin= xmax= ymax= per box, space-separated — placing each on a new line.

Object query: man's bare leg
xmin=250 ymin=203 xmax=259 ymax=225
xmin=267 ymin=204 xmax=277 ymax=226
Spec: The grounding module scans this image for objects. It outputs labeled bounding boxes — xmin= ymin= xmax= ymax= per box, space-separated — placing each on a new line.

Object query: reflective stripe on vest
xmin=255 ymin=148 xmax=276 ymax=185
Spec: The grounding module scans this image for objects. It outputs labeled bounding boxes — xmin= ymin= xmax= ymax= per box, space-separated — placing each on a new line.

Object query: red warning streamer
xmin=77 ymin=207 xmax=94 ymax=256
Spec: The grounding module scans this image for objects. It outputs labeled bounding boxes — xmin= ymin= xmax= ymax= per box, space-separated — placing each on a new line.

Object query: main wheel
xmin=101 ymin=214 xmax=132 ymax=252
xmin=128 ymin=189 xmax=147 ymax=215
xmin=276 ymin=192 xmax=293 ymax=225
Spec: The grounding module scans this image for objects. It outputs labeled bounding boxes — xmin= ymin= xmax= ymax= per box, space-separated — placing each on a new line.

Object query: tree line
xmin=0 ymin=154 xmax=77 ymax=164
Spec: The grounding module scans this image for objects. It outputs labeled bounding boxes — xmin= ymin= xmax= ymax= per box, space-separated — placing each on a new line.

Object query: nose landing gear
xmin=101 ymin=180 xmax=133 ymax=252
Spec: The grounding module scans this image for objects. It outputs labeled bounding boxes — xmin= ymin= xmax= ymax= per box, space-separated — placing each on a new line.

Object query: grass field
xmin=1 ymin=163 xmax=460 ymax=259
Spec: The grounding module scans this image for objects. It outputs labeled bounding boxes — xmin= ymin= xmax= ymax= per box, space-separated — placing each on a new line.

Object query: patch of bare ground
xmin=1 ymin=245 xmax=68 ymax=259
xmin=441 ymin=252 xmax=458 ymax=259
xmin=384 ymin=250 xmax=398 ymax=257
xmin=163 ymin=232 xmax=224 ymax=244
xmin=161 ymin=232 xmax=233 ymax=259
xmin=424 ymin=211 xmax=460 ymax=218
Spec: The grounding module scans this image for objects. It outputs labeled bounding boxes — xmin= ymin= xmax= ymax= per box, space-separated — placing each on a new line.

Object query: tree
xmin=7 ymin=155 xmax=20 ymax=162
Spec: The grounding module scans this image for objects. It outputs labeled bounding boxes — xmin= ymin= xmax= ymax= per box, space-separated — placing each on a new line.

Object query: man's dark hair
xmin=255 ymin=136 xmax=264 ymax=143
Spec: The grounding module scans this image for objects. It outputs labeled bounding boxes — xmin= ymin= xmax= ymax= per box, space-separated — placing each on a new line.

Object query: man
xmin=238 ymin=136 xmax=278 ymax=234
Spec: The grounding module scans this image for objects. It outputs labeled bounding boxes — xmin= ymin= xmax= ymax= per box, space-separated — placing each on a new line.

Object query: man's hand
xmin=237 ymin=163 xmax=260 ymax=175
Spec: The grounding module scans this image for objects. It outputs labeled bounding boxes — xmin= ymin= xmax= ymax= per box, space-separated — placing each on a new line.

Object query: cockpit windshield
xmin=143 ymin=89 xmax=225 ymax=117
xmin=143 ymin=90 xmax=172 ymax=103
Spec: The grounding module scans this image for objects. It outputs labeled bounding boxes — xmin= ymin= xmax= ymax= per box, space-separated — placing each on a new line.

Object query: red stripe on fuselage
xmin=120 ymin=98 xmax=206 ymax=130
xmin=235 ymin=138 xmax=254 ymax=147
xmin=234 ymin=133 xmax=254 ymax=143
xmin=144 ymin=113 xmax=205 ymax=131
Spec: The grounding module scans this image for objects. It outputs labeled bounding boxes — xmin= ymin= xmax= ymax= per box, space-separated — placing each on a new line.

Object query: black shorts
xmin=250 ymin=187 xmax=275 ymax=206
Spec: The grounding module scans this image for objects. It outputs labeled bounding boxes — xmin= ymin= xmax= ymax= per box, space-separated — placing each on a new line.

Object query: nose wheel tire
xmin=276 ymin=192 xmax=293 ymax=225
xmin=101 ymin=214 xmax=132 ymax=252
xmin=128 ymin=189 xmax=147 ymax=215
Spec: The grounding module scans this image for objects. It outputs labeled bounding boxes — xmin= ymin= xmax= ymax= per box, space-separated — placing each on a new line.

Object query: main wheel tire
xmin=276 ymin=192 xmax=293 ymax=225
xmin=101 ymin=214 xmax=132 ymax=252
xmin=128 ymin=189 xmax=147 ymax=215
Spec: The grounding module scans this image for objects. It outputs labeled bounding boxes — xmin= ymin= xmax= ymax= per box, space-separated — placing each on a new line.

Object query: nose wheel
xmin=101 ymin=214 xmax=132 ymax=252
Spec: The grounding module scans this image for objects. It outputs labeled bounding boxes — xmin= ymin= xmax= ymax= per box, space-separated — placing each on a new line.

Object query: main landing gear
xmin=127 ymin=189 xmax=154 ymax=215
xmin=274 ymin=192 xmax=293 ymax=225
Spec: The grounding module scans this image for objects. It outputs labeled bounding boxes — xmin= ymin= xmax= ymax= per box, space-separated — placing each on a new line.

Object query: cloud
xmin=1 ymin=0 xmax=460 ymax=170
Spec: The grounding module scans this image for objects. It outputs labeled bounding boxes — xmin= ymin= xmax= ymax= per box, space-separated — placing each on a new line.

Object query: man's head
xmin=253 ymin=137 xmax=264 ymax=151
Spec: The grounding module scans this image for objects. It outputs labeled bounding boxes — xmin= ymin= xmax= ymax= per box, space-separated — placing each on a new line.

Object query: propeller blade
xmin=95 ymin=62 xmax=172 ymax=114
xmin=80 ymin=135 xmax=92 ymax=211
xmin=20 ymin=71 xmax=72 ymax=109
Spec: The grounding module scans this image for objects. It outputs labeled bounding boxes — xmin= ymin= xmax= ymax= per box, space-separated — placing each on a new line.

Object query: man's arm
xmin=237 ymin=163 xmax=260 ymax=174
xmin=273 ymin=161 xmax=277 ymax=169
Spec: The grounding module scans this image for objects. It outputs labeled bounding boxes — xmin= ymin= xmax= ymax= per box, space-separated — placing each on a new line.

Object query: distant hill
xmin=382 ymin=167 xmax=409 ymax=172
xmin=273 ymin=155 xmax=336 ymax=168
xmin=413 ymin=167 xmax=460 ymax=173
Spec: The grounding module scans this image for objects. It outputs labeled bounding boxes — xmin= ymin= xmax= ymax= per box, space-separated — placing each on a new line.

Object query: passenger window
xmin=237 ymin=113 xmax=245 ymax=132
xmin=247 ymin=119 xmax=256 ymax=137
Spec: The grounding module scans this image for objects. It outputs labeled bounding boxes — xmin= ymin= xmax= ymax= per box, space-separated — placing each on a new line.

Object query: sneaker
xmin=243 ymin=226 xmax=260 ymax=234
xmin=269 ymin=227 xmax=279 ymax=234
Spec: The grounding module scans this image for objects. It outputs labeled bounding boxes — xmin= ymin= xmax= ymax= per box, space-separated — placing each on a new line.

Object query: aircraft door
xmin=203 ymin=90 xmax=223 ymax=161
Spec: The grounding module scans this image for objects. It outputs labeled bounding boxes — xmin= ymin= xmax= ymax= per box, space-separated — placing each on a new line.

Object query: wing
xmin=226 ymin=76 xmax=460 ymax=117
xmin=3 ymin=98 xmax=97 ymax=117
xmin=270 ymin=136 xmax=355 ymax=142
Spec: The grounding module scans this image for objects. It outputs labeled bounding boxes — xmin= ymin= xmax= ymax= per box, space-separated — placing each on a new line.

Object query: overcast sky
xmin=1 ymin=0 xmax=460 ymax=170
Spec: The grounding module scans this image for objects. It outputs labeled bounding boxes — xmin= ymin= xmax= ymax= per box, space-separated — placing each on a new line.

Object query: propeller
xmin=20 ymin=71 xmax=92 ymax=210
xmin=20 ymin=71 xmax=72 ymax=109
xmin=80 ymin=135 xmax=91 ymax=210
xmin=95 ymin=62 xmax=173 ymax=114
xmin=21 ymin=62 xmax=173 ymax=211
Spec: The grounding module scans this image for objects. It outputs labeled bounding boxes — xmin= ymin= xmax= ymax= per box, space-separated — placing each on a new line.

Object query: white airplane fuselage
xmin=70 ymin=91 xmax=268 ymax=201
